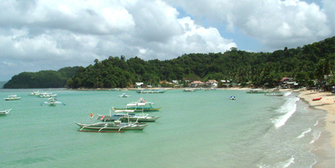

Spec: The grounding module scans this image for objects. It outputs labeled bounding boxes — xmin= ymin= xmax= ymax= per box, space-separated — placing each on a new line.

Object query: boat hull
xmin=120 ymin=116 xmax=161 ymax=122
xmin=0 ymin=109 xmax=11 ymax=115
xmin=97 ymin=115 xmax=161 ymax=122
xmin=136 ymin=90 xmax=166 ymax=94
xmin=75 ymin=122 xmax=148 ymax=131
xmin=264 ymin=92 xmax=284 ymax=96
xmin=246 ymin=89 xmax=270 ymax=94
xmin=5 ymin=98 xmax=21 ymax=101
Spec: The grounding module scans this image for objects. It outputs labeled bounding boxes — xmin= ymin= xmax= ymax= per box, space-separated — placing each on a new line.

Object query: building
xmin=190 ymin=81 xmax=204 ymax=87
xmin=206 ymin=80 xmax=218 ymax=87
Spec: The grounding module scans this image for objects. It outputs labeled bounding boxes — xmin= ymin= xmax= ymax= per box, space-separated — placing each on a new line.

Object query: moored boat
xmin=0 ymin=109 xmax=11 ymax=115
xmin=4 ymin=95 xmax=21 ymax=101
xmin=75 ymin=121 xmax=148 ymax=132
xmin=230 ymin=96 xmax=236 ymax=100
xmin=118 ymin=93 xmax=130 ymax=98
xmin=136 ymin=89 xmax=166 ymax=94
xmin=96 ymin=109 xmax=161 ymax=122
xmin=246 ymin=89 xmax=270 ymax=94
xmin=39 ymin=92 xmax=57 ymax=98
xmin=29 ymin=90 xmax=40 ymax=96
xmin=40 ymin=97 xmax=66 ymax=106
xmin=114 ymin=98 xmax=162 ymax=112
xmin=265 ymin=92 xmax=285 ymax=96
xmin=183 ymin=88 xmax=195 ymax=92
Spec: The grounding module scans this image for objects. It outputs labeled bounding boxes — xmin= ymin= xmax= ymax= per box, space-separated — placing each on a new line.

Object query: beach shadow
xmin=305 ymin=92 xmax=318 ymax=95
xmin=312 ymin=103 xmax=334 ymax=107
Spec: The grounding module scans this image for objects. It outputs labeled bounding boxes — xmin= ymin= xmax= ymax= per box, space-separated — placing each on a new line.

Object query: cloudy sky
xmin=1 ymin=0 xmax=334 ymax=81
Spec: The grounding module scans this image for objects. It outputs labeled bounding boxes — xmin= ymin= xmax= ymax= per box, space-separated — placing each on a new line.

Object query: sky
xmin=1 ymin=0 xmax=334 ymax=81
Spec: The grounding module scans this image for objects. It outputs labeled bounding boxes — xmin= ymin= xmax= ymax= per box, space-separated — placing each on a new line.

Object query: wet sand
xmin=298 ymin=90 xmax=335 ymax=167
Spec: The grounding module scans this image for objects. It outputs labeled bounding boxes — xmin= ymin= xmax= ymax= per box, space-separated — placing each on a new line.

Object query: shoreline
xmin=297 ymin=90 xmax=335 ymax=167
xmin=297 ymin=90 xmax=335 ymax=148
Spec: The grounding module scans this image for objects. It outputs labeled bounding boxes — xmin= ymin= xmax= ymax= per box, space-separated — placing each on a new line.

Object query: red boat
xmin=312 ymin=97 xmax=322 ymax=101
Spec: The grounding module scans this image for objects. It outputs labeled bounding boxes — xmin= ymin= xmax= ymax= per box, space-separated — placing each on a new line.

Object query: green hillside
xmin=3 ymin=67 xmax=80 ymax=88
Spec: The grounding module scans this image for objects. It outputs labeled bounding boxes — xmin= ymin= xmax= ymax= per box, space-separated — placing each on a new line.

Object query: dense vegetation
xmin=69 ymin=36 xmax=335 ymax=89
xmin=4 ymin=36 xmax=335 ymax=89
xmin=3 ymin=67 xmax=80 ymax=88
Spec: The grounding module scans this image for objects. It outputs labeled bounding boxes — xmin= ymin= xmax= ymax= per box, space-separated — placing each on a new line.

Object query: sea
xmin=1 ymin=89 xmax=334 ymax=168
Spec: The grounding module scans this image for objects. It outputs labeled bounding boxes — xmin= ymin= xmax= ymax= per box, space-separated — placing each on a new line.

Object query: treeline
xmin=3 ymin=67 xmax=80 ymax=88
xmin=4 ymin=36 xmax=335 ymax=89
xmin=69 ymin=36 xmax=334 ymax=89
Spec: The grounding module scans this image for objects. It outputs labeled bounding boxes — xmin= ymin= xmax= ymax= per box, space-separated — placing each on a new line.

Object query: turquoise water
xmin=0 ymin=89 xmax=331 ymax=167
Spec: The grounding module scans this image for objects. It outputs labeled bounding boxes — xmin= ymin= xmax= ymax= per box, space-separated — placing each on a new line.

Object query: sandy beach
xmin=296 ymin=90 xmax=335 ymax=167
xmin=298 ymin=90 xmax=335 ymax=148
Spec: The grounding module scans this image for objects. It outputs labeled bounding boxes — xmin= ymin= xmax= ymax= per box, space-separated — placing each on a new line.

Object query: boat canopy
xmin=137 ymin=103 xmax=145 ymax=106
xmin=114 ymin=110 xmax=135 ymax=113
xmin=127 ymin=103 xmax=137 ymax=106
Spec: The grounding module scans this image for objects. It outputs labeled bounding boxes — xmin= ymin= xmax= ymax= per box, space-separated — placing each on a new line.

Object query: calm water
xmin=0 ymin=89 xmax=331 ymax=167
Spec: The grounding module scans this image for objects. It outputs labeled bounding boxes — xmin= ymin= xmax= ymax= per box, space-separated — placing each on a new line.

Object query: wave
xmin=284 ymin=92 xmax=292 ymax=97
xmin=309 ymin=130 xmax=322 ymax=144
xmin=258 ymin=156 xmax=295 ymax=168
xmin=297 ymin=128 xmax=312 ymax=139
xmin=313 ymin=120 xmax=319 ymax=127
xmin=272 ymin=97 xmax=299 ymax=128
xmin=281 ymin=156 xmax=295 ymax=168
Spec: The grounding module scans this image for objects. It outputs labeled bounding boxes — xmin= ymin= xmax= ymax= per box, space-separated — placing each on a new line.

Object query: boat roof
xmin=114 ymin=109 xmax=135 ymax=113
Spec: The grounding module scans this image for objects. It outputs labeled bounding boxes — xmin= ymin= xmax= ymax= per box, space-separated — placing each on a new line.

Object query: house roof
xmin=207 ymin=80 xmax=218 ymax=83
xmin=280 ymin=77 xmax=293 ymax=82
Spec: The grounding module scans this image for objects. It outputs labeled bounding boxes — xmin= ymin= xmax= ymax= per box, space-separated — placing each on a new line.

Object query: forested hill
xmin=69 ymin=36 xmax=334 ymax=88
xmin=3 ymin=67 xmax=80 ymax=88
xmin=4 ymin=36 xmax=335 ymax=89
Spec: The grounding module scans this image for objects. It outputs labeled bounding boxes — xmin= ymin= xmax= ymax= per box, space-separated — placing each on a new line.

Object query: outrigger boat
xmin=183 ymin=88 xmax=195 ymax=92
xmin=265 ymin=92 xmax=285 ymax=96
xmin=39 ymin=93 xmax=57 ymax=98
xmin=40 ymin=97 xmax=66 ymax=106
xmin=75 ymin=121 xmax=148 ymax=132
xmin=29 ymin=90 xmax=40 ymax=96
xmin=4 ymin=95 xmax=21 ymax=101
xmin=96 ymin=108 xmax=161 ymax=122
xmin=0 ymin=109 xmax=11 ymax=115
xmin=136 ymin=89 xmax=166 ymax=94
xmin=118 ymin=93 xmax=130 ymax=98
xmin=246 ymin=89 xmax=270 ymax=94
xmin=264 ymin=88 xmax=285 ymax=96
xmin=114 ymin=98 xmax=162 ymax=112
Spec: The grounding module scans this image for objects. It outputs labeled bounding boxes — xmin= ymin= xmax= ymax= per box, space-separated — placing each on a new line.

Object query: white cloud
xmin=0 ymin=0 xmax=334 ymax=81
xmin=0 ymin=0 xmax=238 ymax=81
xmin=165 ymin=0 xmax=334 ymax=50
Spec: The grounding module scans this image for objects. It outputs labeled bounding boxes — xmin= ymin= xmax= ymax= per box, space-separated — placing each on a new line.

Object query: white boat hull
xmin=75 ymin=122 xmax=148 ymax=131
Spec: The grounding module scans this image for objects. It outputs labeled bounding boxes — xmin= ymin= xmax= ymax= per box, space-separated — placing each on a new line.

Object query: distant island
xmin=3 ymin=67 xmax=80 ymax=88
xmin=3 ymin=36 xmax=335 ymax=90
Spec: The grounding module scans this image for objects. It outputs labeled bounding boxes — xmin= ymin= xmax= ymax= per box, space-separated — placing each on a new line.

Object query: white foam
xmin=313 ymin=120 xmax=319 ymax=127
xmin=282 ymin=156 xmax=295 ymax=168
xmin=258 ymin=156 xmax=295 ymax=168
xmin=272 ymin=97 xmax=299 ymax=128
xmin=284 ymin=92 xmax=292 ymax=97
xmin=309 ymin=131 xmax=322 ymax=144
xmin=297 ymin=128 xmax=312 ymax=138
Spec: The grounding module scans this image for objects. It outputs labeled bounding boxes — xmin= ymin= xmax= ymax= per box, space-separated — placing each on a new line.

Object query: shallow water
xmin=0 ymin=89 xmax=332 ymax=167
